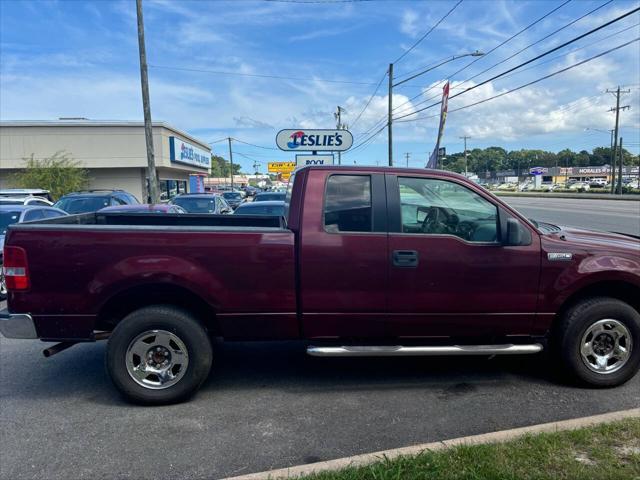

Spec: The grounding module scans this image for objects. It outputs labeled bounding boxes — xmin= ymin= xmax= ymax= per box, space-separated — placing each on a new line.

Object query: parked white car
xmin=569 ymin=182 xmax=591 ymax=191
xmin=0 ymin=196 xmax=53 ymax=206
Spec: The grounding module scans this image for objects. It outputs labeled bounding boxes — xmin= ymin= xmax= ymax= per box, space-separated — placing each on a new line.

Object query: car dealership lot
xmin=1 ymin=307 xmax=639 ymax=480
xmin=502 ymin=196 xmax=640 ymax=236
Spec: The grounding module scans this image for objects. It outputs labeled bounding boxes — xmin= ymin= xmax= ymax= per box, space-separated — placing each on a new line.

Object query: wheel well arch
xmin=96 ymin=283 xmax=219 ymax=334
xmin=554 ymin=280 xmax=640 ymax=326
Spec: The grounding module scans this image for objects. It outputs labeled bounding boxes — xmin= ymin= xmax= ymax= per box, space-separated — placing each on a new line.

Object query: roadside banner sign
xmin=268 ymin=161 xmax=296 ymax=173
xmin=295 ymin=154 xmax=334 ymax=167
xmin=529 ymin=167 xmax=549 ymax=175
xmin=281 ymin=173 xmax=291 ymax=181
xmin=276 ymin=129 xmax=353 ymax=151
xmin=426 ymin=81 xmax=450 ymax=169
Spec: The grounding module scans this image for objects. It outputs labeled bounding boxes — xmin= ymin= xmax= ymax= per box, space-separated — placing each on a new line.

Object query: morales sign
xmin=169 ymin=137 xmax=211 ymax=169
xmin=276 ymin=129 xmax=353 ymax=152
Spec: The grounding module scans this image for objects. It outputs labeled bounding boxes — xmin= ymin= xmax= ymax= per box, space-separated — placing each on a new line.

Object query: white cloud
xmin=400 ymin=10 xmax=420 ymax=38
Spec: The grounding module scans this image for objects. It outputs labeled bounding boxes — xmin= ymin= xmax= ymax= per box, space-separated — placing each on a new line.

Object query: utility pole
xmin=136 ymin=0 xmax=158 ymax=203
xmin=618 ymin=137 xmax=624 ymax=194
xmin=335 ymin=106 xmax=346 ymax=165
xmin=404 ymin=152 xmax=410 ymax=168
xmin=607 ymin=86 xmax=630 ymax=194
xmin=388 ymin=63 xmax=393 ymax=166
xmin=459 ymin=136 xmax=471 ymax=177
xmin=227 ymin=137 xmax=234 ymax=190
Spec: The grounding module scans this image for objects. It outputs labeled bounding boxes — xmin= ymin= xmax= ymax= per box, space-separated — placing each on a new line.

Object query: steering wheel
xmin=421 ymin=207 xmax=450 ymax=233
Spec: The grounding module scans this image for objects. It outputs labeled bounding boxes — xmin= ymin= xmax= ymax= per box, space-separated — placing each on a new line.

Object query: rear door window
xmin=324 ymin=175 xmax=372 ymax=233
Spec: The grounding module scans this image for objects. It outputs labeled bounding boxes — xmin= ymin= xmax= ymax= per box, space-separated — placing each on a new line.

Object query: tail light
xmin=3 ymin=246 xmax=30 ymax=290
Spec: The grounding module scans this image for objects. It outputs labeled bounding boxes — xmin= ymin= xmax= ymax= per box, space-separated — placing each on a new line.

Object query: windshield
xmin=54 ymin=196 xmax=110 ymax=213
xmin=172 ymin=197 xmax=218 ymax=213
xmin=223 ymin=192 xmax=242 ymax=200
xmin=0 ymin=211 xmax=21 ymax=235
xmin=235 ymin=204 xmax=285 ymax=216
xmin=0 ymin=200 xmax=23 ymax=205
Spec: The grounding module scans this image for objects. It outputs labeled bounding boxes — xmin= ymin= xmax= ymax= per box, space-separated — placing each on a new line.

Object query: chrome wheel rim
xmin=126 ymin=330 xmax=189 ymax=389
xmin=580 ymin=319 xmax=632 ymax=375
xmin=0 ymin=268 xmax=6 ymax=295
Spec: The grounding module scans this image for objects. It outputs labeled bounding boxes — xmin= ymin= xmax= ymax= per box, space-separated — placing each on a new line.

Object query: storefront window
xmin=149 ymin=178 xmax=190 ymax=202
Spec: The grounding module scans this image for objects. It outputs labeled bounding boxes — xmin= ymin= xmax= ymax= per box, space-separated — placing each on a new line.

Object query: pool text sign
xmin=296 ymin=154 xmax=334 ymax=166
xmin=276 ymin=129 xmax=353 ymax=152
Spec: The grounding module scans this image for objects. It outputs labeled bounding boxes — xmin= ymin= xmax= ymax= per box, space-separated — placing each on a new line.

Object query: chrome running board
xmin=306 ymin=344 xmax=543 ymax=357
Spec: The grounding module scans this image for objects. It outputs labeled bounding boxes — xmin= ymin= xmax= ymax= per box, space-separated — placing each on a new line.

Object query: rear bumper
xmin=0 ymin=309 xmax=38 ymax=339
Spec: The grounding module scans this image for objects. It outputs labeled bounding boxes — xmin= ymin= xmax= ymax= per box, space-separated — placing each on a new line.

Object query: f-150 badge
xmin=548 ymin=252 xmax=573 ymax=261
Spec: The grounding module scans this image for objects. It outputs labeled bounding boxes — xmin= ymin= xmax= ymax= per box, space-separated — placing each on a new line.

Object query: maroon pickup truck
xmin=2 ymin=166 xmax=639 ymax=404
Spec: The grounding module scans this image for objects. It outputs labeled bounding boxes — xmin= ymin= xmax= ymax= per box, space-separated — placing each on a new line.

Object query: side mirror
xmin=505 ymin=218 xmax=523 ymax=246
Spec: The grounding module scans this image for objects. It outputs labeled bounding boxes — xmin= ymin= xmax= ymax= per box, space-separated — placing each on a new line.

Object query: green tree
xmin=10 ymin=151 xmax=88 ymax=200
xmin=210 ymin=154 xmax=242 ymax=178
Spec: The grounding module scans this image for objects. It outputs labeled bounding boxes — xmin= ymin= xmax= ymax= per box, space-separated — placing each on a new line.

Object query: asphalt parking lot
xmin=1 ymin=197 xmax=639 ymax=480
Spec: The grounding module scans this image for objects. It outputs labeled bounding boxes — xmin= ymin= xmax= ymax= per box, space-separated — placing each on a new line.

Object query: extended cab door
xmin=299 ymin=170 xmax=388 ymax=339
xmin=386 ymin=174 xmax=540 ymax=338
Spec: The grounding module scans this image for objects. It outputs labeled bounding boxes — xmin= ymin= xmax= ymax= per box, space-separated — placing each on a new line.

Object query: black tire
xmin=106 ymin=305 xmax=213 ymax=405
xmin=554 ymin=297 xmax=640 ymax=387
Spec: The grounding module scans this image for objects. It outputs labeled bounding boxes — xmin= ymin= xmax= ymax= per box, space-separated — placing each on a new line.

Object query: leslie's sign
xmin=276 ymin=129 xmax=353 ymax=152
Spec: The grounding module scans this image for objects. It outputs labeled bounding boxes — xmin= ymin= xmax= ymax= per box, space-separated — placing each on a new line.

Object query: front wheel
xmin=106 ymin=305 xmax=213 ymax=404
xmin=555 ymin=297 xmax=640 ymax=387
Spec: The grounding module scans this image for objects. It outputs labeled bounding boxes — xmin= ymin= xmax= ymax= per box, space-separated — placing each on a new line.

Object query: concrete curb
xmin=223 ymin=408 xmax=640 ymax=480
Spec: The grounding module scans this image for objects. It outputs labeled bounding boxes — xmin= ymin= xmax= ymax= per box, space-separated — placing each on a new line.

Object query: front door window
xmin=398 ymin=177 xmax=498 ymax=243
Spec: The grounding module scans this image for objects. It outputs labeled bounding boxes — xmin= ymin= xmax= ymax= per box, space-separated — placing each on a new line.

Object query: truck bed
xmin=6 ymin=212 xmax=297 ymax=340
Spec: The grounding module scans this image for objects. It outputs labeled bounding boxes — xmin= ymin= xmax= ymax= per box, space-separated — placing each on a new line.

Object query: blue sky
xmin=1 ymin=0 xmax=639 ymax=172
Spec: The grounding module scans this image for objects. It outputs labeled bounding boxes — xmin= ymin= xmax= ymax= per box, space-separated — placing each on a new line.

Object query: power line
xmin=395 ymin=37 xmax=639 ymax=124
xmin=394 ymin=6 xmax=640 ymax=121
xmin=231 ymin=138 xmax=280 ymax=150
xmin=393 ymin=0 xmax=463 ymax=64
xmin=148 ymin=64 xmax=379 ymax=86
xmin=456 ymin=0 xmax=614 ymax=91
xmin=487 ymin=21 xmax=640 ymax=84
xmin=350 ymin=70 xmax=388 ymax=129
xmin=345 ymin=122 xmax=388 ymax=155
xmin=390 ymin=0 xmax=573 ymax=115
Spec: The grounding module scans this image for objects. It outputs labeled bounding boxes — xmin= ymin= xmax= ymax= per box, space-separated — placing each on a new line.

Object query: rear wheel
xmin=0 ymin=263 xmax=7 ymax=300
xmin=106 ymin=305 xmax=213 ymax=404
xmin=555 ymin=297 xmax=640 ymax=387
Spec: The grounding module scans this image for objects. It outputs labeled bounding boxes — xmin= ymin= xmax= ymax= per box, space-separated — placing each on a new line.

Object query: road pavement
xmin=502 ymin=196 xmax=640 ymax=236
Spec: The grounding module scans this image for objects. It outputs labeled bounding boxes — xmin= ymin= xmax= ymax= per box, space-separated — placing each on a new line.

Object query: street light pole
xmin=135 ymin=0 xmax=159 ymax=204
xmin=227 ymin=137 xmax=234 ymax=191
xmin=459 ymin=135 xmax=470 ymax=176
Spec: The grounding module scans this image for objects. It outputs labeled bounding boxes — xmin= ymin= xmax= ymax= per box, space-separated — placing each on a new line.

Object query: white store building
xmin=0 ymin=120 xmax=211 ymax=201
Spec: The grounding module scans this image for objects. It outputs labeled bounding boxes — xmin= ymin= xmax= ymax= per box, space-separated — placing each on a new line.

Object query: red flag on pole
xmin=426 ymin=81 xmax=451 ymax=169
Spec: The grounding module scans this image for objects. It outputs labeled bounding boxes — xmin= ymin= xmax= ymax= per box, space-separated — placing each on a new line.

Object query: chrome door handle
xmin=392 ymin=250 xmax=419 ymax=267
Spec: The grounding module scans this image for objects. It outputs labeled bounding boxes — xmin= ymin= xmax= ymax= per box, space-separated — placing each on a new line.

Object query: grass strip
xmin=302 ymin=418 xmax=640 ymax=480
